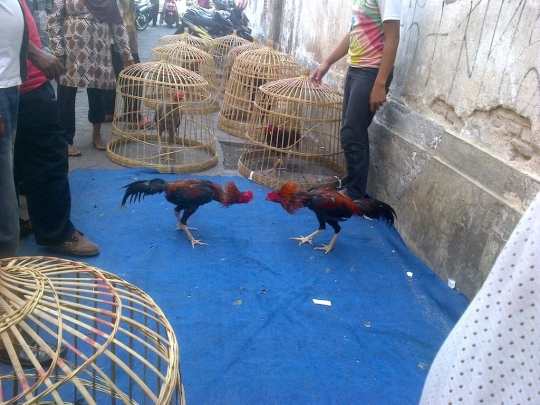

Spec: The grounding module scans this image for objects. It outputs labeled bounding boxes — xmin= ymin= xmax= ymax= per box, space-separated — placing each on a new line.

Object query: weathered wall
xmin=243 ymin=0 xmax=540 ymax=299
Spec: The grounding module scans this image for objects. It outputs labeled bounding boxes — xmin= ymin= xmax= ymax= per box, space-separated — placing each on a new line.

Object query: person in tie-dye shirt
xmin=311 ymin=0 xmax=401 ymax=201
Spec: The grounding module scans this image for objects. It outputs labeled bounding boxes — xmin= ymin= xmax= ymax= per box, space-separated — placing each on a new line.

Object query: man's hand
xmin=310 ymin=62 xmax=331 ymax=86
xmin=369 ymin=82 xmax=388 ymax=112
xmin=27 ymin=42 xmax=63 ymax=80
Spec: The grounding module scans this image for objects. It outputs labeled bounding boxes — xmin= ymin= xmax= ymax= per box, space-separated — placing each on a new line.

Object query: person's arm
xmin=310 ymin=32 xmax=350 ymax=86
xmin=48 ymin=0 xmax=65 ymax=57
xmin=369 ymin=19 xmax=400 ymax=112
xmin=27 ymin=41 xmax=63 ymax=80
xmin=110 ymin=0 xmax=135 ymax=68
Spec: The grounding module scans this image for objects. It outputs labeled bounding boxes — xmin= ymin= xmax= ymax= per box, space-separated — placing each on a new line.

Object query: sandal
xmin=68 ymin=146 xmax=81 ymax=157
xmin=92 ymin=141 xmax=107 ymax=151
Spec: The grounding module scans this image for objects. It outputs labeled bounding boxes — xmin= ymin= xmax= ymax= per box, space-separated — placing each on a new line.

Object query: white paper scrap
xmin=448 ymin=278 xmax=456 ymax=289
xmin=313 ymin=299 xmax=332 ymax=307
xmin=407 ymin=271 xmax=413 ymax=277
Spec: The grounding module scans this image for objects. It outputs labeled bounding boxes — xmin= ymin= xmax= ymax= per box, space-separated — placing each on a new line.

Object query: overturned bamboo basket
xmin=149 ymin=41 xmax=220 ymax=112
xmin=218 ymin=40 xmax=302 ymax=139
xmin=107 ymin=57 xmax=218 ymax=174
xmin=239 ymin=68 xmax=345 ymax=191
xmin=0 ymin=256 xmax=184 ymax=405
xmin=158 ymin=27 xmax=215 ymax=56
xmin=220 ymin=36 xmax=264 ymax=99
xmin=211 ymin=30 xmax=251 ymax=92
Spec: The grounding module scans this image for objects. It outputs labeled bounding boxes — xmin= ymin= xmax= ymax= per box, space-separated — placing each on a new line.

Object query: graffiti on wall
xmin=396 ymin=0 xmax=539 ymax=170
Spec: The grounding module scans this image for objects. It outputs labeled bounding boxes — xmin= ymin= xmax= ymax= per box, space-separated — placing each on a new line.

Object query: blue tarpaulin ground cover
xmin=18 ymin=168 xmax=469 ymax=405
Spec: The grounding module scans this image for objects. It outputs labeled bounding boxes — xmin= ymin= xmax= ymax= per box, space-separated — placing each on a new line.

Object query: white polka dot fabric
xmin=419 ymin=191 xmax=540 ymax=405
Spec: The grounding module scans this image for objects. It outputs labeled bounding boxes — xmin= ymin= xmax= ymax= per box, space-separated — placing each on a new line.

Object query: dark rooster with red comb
xmin=122 ymin=178 xmax=253 ymax=248
xmin=266 ymin=181 xmax=396 ymax=253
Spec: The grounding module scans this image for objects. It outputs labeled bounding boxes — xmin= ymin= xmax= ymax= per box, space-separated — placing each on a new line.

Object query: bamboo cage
xmin=0 ymin=256 xmax=185 ymax=405
xmin=107 ymin=58 xmax=218 ymax=174
xmin=220 ymin=37 xmax=264 ymax=99
xmin=239 ymin=68 xmax=345 ymax=191
xmin=149 ymin=41 xmax=219 ymax=112
xmin=157 ymin=27 xmax=215 ymax=56
xmin=218 ymin=40 xmax=302 ymax=139
xmin=211 ymin=30 xmax=250 ymax=92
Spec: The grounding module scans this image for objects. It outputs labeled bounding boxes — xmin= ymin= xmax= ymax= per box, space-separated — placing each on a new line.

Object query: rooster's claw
xmin=289 ymin=236 xmax=313 ymax=245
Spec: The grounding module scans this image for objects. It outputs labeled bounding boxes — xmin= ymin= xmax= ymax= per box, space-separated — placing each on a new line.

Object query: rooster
xmin=122 ymin=178 xmax=254 ymax=248
xmin=266 ymin=181 xmax=396 ymax=253
xmin=155 ymin=91 xmax=185 ymax=145
xmin=264 ymin=124 xmax=301 ymax=174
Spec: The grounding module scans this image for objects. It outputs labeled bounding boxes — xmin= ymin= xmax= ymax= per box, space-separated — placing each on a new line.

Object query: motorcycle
xmin=163 ymin=0 xmax=179 ymax=29
xmin=175 ymin=0 xmax=252 ymax=41
xmin=135 ymin=0 xmax=153 ymax=31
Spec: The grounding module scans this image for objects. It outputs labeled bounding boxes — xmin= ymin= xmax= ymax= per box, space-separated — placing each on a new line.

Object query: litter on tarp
xmin=313 ymin=299 xmax=332 ymax=306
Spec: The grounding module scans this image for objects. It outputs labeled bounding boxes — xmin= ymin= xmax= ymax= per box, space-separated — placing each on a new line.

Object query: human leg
xmin=340 ymin=67 xmax=392 ymax=200
xmin=15 ymin=82 xmax=99 ymax=256
xmin=56 ymin=83 xmax=80 ymax=156
xmin=151 ymin=4 xmax=159 ymax=25
xmin=87 ymin=88 xmax=107 ymax=150
xmin=15 ymin=82 xmax=75 ymax=245
xmin=110 ymin=49 xmax=143 ymax=125
xmin=0 ymin=87 xmax=20 ymax=258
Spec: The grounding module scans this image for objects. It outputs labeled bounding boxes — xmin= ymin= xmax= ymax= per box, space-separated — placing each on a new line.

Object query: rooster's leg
xmin=174 ymin=211 xmax=197 ymax=231
xmin=177 ymin=223 xmax=207 ymax=249
xmin=266 ymin=157 xmax=282 ymax=174
xmin=314 ymin=232 xmax=340 ymax=254
xmin=290 ymin=229 xmax=324 ymax=245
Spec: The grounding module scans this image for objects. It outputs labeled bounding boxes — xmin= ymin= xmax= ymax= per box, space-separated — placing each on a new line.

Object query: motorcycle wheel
xmin=135 ymin=12 xmax=149 ymax=30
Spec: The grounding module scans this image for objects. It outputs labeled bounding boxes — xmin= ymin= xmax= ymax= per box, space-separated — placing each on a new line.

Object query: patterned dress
xmin=48 ymin=0 xmax=133 ymax=89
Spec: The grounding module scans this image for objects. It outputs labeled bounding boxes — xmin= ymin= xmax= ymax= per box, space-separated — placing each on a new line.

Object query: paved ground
xmin=68 ymin=24 xmax=244 ymax=176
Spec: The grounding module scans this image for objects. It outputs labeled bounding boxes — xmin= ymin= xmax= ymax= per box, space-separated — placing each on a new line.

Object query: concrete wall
xmin=243 ymin=0 xmax=540 ymax=300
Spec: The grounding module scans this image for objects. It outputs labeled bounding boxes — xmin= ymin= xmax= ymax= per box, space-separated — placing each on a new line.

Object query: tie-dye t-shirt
xmin=348 ymin=0 xmax=401 ymax=68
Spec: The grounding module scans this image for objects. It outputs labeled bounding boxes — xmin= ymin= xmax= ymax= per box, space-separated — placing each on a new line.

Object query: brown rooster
xmin=266 ymin=181 xmax=396 ymax=253
xmin=264 ymin=124 xmax=301 ymax=173
xmin=122 ymin=178 xmax=253 ymax=248
xmin=155 ymin=91 xmax=185 ymax=145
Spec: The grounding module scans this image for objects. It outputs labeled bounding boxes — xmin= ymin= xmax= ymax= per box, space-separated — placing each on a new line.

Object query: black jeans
xmin=341 ymin=66 xmax=393 ymax=199
xmin=14 ymin=81 xmax=75 ymax=245
xmin=56 ymin=83 xmax=106 ymax=145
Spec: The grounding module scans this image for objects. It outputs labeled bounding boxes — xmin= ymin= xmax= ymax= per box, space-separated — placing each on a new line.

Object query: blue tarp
xmin=18 ymin=168 xmax=469 ymax=405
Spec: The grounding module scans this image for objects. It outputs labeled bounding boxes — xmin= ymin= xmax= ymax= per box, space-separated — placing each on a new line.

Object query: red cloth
xmin=19 ymin=0 xmax=47 ymax=94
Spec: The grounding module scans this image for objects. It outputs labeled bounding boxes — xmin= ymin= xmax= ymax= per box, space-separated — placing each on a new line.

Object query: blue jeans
xmin=340 ymin=67 xmax=392 ymax=200
xmin=0 ymin=86 xmax=21 ymax=258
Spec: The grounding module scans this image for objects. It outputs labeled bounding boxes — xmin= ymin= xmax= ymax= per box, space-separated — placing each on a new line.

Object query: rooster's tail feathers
xmin=121 ymin=179 xmax=169 ymax=206
xmin=354 ymin=198 xmax=396 ymax=226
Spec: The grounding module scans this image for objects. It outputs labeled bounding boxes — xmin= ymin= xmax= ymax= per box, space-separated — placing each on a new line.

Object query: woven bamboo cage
xmin=220 ymin=37 xmax=264 ymax=99
xmin=0 ymin=256 xmax=184 ymax=405
xmin=239 ymin=68 xmax=345 ymax=191
xmin=107 ymin=58 xmax=218 ymax=173
xmin=149 ymin=42 xmax=219 ymax=112
xmin=211 ymin=30 xmax=250 ymax=92
xmin=218 ymin=40 xmax=302 ymax=139
xmin=157 ymin=27 xmax=215 ymax=55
